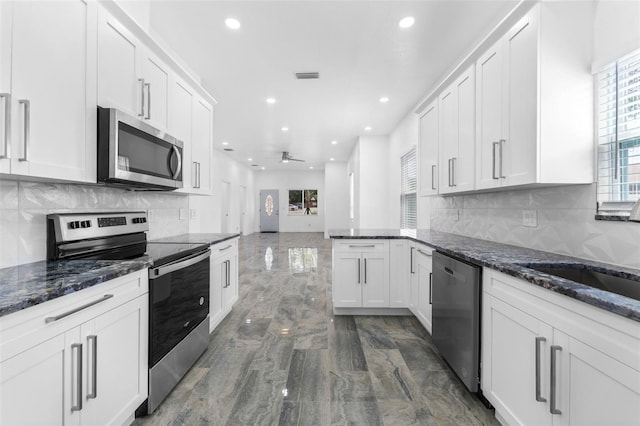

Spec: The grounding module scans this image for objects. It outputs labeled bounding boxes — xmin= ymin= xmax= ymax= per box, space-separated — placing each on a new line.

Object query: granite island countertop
xmin=329 ymin=229 xmax=640 ymax=322
xmin=148 ymin=233 xmax=240 ymax=245
xmin=0 ymin=258 xmax=152 ymax=318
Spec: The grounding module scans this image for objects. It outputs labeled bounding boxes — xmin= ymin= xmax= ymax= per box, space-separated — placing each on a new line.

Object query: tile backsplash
xmin=429 ymin=183 xmax=640 ymax=269
xmin=0 ymin=179 xmax=189 ymax=268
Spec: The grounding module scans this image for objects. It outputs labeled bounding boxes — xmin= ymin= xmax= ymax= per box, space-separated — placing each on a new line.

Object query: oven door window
xmin=118 ymin=121 xmax=182 ymax=180
xmin=149 ymin=256 xmax=209 ymax=366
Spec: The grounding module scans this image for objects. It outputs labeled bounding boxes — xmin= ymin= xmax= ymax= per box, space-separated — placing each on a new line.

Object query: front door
xmin=260 ymin=190 xmax=279 ymax=232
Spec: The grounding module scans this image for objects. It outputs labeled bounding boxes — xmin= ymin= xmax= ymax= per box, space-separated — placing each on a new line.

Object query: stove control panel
xmin=49 ymin=211 xmax=149 ymax=242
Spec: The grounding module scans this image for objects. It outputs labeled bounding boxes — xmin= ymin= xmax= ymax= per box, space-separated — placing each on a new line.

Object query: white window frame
xmin=596 ymin=48 xmax=640 ymax=215
xmin=401 ymin=148 xmax=417 ymax=229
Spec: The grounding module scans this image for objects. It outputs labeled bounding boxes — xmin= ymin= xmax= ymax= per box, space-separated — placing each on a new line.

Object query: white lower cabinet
xmin=482 ymin=269 xmax=640 ymax=426
xmin=0 ymin=270 xmax=149 ymax=426
xmin=389 ymin=240 xmax=411 ymax=307
xmin=413 ymin=245 xmax=433 ymax=334
xmin=332 ymin=240 xmax=389 ymax=308
xmin=209 ymin=238 xmax=239 ymax=332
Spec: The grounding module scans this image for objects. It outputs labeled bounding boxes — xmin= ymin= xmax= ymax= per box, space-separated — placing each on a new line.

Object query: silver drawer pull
xmin=416 ymin=249 xmax=432 ymax=257
xmin=550 ymin=345 xmax=562 ymax=415
xmin=45 ymin=294 xmax=113 ymax=323
xmin=348 ymin=244 xmax=376 ymax=248
xmin=220 ymin=244 xmax=233 ymax=251
xmin=535 ymin=337 xmax=547 ymax=402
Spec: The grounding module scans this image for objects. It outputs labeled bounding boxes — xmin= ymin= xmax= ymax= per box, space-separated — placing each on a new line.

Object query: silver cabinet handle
xmin=364 ymin=258 xmax=367 ymax=284
xmin=348 ymin=244 xmax=375 ymax=248
xmin=220 ymin=244 xmax=233 ymax=251
xmin=431 ymin=164 xmax=436 ymax=190
xmin=492 ymin=141 xmax=499 ymax=180
xmin=429 ymin=272 xmax=433 ymax=304
xmin=138 ymin=78 xmax=145 ymax=117
xmin=18 ymin=99 xmax=29 ymax=162
xmin=451 ymin=157 xmax=457 ymax=186
xmin=145 ymin=82 xmax=151 ymax=119
xmin=550 ymin=345 xmax=562 ymax=415
xmin=448 ymin=158 xmax=452 ymax=187
xmin=499 ymin=139 xmax=505 ymax=178
xmin=410 ymin=247 xmax=415 ymax=274
xmin=192 ymin=161 xmax=198 ymax=188
xmin=416 ymin=249 xmax=432 ymax=257
xmin=71 ymin=343 xmax=83 ymax=412
xmin=151 ymin=249 xmax=211 ymax=278
xmin=45 ymin=294 xmax=114 ymax=323
xmin=357 ymin=258 xmax=361 ymax=284
xmin=226 ymin=260 xmax=230 ymax=288
xmin=535 ymin=337 xmax=547 ymax=402
xmin=0 ymin=93 xmax=10 ymax=159
xmin=87 ymin=335 xmax=98 ymax=399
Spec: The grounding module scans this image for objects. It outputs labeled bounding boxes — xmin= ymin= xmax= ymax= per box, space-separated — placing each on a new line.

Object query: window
xmin=401 ymin=148 xmax=417 ymax=229
xmin=597 ymin=49 xmax=640 ymax=211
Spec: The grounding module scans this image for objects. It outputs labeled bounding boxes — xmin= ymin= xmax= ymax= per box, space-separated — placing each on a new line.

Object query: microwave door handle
xmin=170 ymin=145 xmax=182 ymax=180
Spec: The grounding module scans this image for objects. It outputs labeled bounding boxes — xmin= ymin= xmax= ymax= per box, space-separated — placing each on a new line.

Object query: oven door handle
xmin=150 ymin=249 xmax=211 ymax=278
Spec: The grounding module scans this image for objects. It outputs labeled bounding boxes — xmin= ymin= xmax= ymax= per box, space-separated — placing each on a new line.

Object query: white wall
xmin=253 ymin=170 xmax=325 ymax=233
xmin=324 ymin=162 xmax=350 ymax=238
xmin=189 ymin=150 xmax=256 ymax=235
xmin=593 ymin=0 xmax=640 ymax=69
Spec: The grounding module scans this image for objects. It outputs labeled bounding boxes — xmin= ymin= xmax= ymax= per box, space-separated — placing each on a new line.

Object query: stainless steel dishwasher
xmin=432 ymin=251 xmax=481 ymax=393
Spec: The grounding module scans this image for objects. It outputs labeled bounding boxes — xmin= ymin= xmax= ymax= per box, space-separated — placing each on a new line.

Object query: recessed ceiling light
xmin=364 ymin=126 xmax=372 ymax=131
xmin=309 ymin=166 xmax=314 ymax=169
xmin=222 ymin=141 xmax=229 ymax=146
xmin=225 ymin=18 xmax=241 ymax=30
xmin=329 ymin=157 xmax=335 ymax=161
xmin=281 ymin=126 xmax=289 ymax=132
xmin=331 ymin=140 xmax=338 ymax=145
xmin=261 ymin=166 xmax=266 ymax=170
xmin=247 ymin=158 xmax=253 ymax=161
xmin=398 ymin=16 xmax=415 ymax=29
xmin=266 ymin=97 xmax=276 ymax=104
xmin=379 ymin=97 xmax=390 ymax=103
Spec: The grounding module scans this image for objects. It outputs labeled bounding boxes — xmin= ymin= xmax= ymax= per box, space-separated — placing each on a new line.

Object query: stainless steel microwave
xmin=97 ymin=107 xmax=183 ymax=190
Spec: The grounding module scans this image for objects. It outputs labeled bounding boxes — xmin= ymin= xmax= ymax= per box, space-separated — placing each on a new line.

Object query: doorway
xmin=259 ymin=189 xmax=279 ymax=232
xmin=239 ymin=185 xmax=246 ymax=235
xmin=221 ymin=181 xmax=231 ymax=232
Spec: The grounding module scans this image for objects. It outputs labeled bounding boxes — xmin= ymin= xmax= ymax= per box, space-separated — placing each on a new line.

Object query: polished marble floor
xmin=135 ymin=232 xmax=499 ymax=426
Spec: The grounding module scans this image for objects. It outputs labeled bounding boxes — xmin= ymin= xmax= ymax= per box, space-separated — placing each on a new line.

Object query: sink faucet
xmin=631 ymin=198 xmax=640 ymax=222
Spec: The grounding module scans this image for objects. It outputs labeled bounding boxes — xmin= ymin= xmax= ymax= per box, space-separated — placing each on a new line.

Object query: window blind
xmin=597 ymin=49 xmax=640 ymax=207
xmin=401 ymin=148 xmax=417 ymax=229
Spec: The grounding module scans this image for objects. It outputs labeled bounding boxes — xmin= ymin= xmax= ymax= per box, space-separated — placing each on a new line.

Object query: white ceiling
xmin=149 ymin=0 xmax=518 ymax=171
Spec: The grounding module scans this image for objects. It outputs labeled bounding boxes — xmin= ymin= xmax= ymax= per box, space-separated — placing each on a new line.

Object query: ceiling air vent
xmin=295 ymin=72 xmax=320 ymax=80
xmin=224 ymin=148 xmax=234 ymax=152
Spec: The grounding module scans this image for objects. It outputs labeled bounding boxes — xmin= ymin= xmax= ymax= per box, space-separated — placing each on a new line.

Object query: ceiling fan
xmin=281 ymin=151 xmax=305 ymax=163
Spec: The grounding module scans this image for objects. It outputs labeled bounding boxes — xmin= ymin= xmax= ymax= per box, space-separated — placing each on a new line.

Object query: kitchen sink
xmin=525 ymin=265 xmax=640 ymax=302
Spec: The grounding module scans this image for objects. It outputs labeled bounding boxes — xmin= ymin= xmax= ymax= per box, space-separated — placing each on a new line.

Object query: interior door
xmin=259 ymin=189 xmax=279 ymax=232
xmin=239 ymin=185 xmax=246 ymax=235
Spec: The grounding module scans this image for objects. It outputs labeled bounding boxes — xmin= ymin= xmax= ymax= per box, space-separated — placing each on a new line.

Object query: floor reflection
xmin=264 ymin=246 xmax=273 ymax=270
xmin=288 ymin=248 xmax=317 ymax=273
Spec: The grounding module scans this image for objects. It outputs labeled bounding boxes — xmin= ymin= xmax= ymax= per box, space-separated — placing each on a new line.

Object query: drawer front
xmin=334 ymin=240 xmax=389 ymax=253
xmin=211 ymin=238 xmax=238 ymax=258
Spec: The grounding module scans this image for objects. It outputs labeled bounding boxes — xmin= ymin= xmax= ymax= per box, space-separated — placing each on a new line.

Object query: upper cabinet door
xmin=475 ymin=41 xmax=504 ymax=190
xmin=503 ymin=12 xmax=538 ymax=187
xmin=0 ymin=2 xmax=12 ymax=174
xmin=170 ymin=78 xmax=194 ymax=192
xmin=191 ymin=96 xmax=213 ymax=194
xmin=418 ymin=101 xmax=438 ymax=196
xmin=97 ymin=6 xmax=142 ymax=117
xmin=141 ymin=50 xmax=170 ymax=131
xmin=8 ymin=0 xmax=96 ymax=182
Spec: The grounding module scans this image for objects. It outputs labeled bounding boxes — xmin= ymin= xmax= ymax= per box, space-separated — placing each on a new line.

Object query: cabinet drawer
xmin=334 ymin=240 xmax=389 ymax=253
xmin=211 ymin=238 xmax=238 ymax=258
xmin=0 ymin=269 xmax=148 ymax=360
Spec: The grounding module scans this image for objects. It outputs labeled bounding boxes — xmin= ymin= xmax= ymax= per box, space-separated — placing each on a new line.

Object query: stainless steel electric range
xmin=46 ymin=211 xmax=210 ymax=415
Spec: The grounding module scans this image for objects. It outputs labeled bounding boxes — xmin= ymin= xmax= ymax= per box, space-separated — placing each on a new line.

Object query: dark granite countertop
xmin=0 ymin=259 xmax=151 ymax=318
xmin=329 ymin=229 xmax=640 ymax=322
xmin=148 ymin=233 xmax=240 ymax=245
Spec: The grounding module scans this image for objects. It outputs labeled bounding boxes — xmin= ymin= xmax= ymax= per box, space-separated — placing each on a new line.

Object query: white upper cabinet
xmin=475 ymin=3 xmax=595 ymax=190
xmin=191 ymin=96 xmax=213 ymax=195
xmin=418 ymin=101 xmax=438 ymax=196
xmin=98 ymin=5 xmax=170 ymax=132
xmin=438 ymin=65 xmax=475 ymax=194
xmin=170 ymin=78 xmax=194 ymax=193
xmin=0 ymin=0 xmax=96 ymax=182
